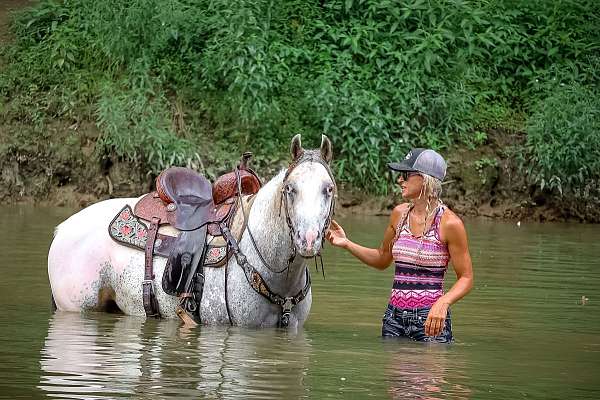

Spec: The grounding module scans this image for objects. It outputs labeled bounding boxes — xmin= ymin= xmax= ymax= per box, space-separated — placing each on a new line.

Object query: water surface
xmin=0 ymin=206 xmax=598 ymax=399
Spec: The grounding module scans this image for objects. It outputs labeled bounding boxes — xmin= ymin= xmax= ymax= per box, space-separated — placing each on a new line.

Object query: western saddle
xmin=108 ymin=153 xmax=261 ymax=321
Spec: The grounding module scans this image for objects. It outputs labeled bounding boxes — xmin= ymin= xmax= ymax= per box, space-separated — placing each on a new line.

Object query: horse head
xmin=281 ymin=134 xmax=336 ymax=258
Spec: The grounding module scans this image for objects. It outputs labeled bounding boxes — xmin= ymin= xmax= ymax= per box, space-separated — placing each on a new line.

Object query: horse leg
xmin=199 ymin=266 xmax=229 ymax=325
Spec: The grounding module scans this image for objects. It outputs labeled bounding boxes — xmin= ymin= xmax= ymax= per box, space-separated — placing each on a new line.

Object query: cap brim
xmin=387 ymin=162 xmax=417 ymax=172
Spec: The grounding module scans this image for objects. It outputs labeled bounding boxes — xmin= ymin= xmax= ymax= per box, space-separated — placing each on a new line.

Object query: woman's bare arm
xmin=326 ymin=204 xmax=408 ymax=270
xmin=424 ymin=211 xmax=474 ymax=336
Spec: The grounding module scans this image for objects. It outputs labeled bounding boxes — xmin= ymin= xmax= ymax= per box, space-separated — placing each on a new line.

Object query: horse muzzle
xmin=295 ymin=228 xmax=322 ymax=258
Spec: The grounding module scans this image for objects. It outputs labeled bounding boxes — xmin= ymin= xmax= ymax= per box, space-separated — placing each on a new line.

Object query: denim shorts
xmin=381 ymin=304 xmax=453 ymax=343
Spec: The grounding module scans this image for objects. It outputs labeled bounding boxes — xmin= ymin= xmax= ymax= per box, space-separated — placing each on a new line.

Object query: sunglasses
xmin=399 ymin=171 xmax=421 ymax=181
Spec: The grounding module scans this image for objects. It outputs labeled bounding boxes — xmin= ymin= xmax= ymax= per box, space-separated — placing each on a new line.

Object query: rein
xmin=237 ymin=168 xmax=290 ymax=274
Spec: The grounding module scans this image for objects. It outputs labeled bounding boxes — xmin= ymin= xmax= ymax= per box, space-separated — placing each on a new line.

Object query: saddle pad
xmin=109 ymin=205 xmax=229 ymax=266
xmin=109 ymin=205 xmax=175 ymax=257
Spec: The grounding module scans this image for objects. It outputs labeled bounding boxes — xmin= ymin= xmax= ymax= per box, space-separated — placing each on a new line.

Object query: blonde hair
xmin=418 ymin=174 xmax=443 ymax=201
xmin=409 ymin=174 xmax=443 ymax=238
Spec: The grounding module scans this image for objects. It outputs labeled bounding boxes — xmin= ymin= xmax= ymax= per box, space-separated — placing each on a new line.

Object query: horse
xmin=48 ymin=135 xmax=335 ymax=329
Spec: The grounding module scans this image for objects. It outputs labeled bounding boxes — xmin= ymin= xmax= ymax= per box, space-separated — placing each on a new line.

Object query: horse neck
xmin=245 ymin=170 xmax=306 ymax=294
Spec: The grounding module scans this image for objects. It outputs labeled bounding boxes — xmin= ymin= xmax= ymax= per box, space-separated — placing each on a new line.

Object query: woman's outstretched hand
xmin=326 ymin=220 xmax=349 ymax=248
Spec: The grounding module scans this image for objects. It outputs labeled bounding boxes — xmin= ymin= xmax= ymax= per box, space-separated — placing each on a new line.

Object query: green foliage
xmin=1 ymin=0 xmax=598 ymax=195
xmin=95 ymin=79 xmax=200 ymax=175
xmin=474 ymin=156 xmax=499 ymax=186
xmin=525 ymin=58 xmax=600 ymax=196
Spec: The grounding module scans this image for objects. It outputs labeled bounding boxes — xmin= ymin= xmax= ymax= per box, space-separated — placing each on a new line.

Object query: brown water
xmin=0 ymin=205 xmax=599 ymax=399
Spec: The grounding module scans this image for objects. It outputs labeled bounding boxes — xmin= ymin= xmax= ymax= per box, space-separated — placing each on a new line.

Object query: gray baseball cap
xmin=388 ymin=148 xmax=447 ymax=181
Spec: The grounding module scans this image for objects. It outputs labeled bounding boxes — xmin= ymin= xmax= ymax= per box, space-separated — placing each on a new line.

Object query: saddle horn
xmin=239 ymin=152 xmax=253 ymax=170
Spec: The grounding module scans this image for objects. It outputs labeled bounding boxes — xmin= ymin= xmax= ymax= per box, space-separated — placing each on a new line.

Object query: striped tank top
xmin=389 ymin=205 xmax=450 ymax=309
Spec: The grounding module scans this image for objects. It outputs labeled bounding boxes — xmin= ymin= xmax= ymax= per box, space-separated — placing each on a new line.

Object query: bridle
xmin=279 ymin=149 xmax=337 ymax=266
xmin=241 ymin=149 xmax=336 ymax=274
xmin=220 ymin=150 xmax=336 ymax=327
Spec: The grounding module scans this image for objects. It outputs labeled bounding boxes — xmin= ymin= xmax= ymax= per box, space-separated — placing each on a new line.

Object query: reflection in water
xmin=39 ymin=313 xmax=311 ymax=399
xmin=384 ymin=341 xmax=471 ymax=400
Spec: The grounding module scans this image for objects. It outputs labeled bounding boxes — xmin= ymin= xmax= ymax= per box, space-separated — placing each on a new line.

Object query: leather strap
xmin=143 ymin=216 xmax=161 ymax=317
xmin=220 ymin=224 xmax=311 ymax=327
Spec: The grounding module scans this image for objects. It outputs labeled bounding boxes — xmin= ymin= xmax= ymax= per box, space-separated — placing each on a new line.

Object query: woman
xmin=326 ymin=148 xmax=473 ymax=342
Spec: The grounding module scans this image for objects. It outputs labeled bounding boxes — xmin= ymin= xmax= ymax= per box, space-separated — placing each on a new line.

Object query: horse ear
xmin=320 ymin=134 xmax=333 ymax=164
xmin=290 ymin=134 xmax=304 ymax=160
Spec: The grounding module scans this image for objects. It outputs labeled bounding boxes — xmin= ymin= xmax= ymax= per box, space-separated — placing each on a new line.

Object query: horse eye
xmin=285 ymin=184 xmax=295 ymax=195
xmin=324 ymin=184 xmax=334 ymax=196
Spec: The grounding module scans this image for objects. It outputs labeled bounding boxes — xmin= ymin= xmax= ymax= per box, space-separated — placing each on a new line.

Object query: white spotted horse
xmin=48 ymin=135 xmax=336 ymax=329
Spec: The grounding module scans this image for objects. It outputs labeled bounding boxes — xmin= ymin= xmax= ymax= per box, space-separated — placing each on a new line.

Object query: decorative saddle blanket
xmin=108 ymin=199 xmax=252 ymax=268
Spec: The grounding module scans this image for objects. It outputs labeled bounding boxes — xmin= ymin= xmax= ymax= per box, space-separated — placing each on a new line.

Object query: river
xmin=0 ymin=205 xmax=598 ymax=399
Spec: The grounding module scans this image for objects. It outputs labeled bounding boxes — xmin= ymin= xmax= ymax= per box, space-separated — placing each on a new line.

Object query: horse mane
xmin=254 ymin=169 xmax=286 ymax=221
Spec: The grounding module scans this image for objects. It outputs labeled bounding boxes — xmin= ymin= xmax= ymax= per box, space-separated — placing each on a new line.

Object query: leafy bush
xmin=1 ymin=0 xmax=598 ymax=195
xmin=526 ymin=58 xmax=600 ymax=195
xmin=96 ymin=79 xmax=200 ymax=175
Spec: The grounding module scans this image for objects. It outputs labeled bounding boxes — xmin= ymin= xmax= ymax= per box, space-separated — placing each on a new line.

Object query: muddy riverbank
xmin=1 ymin=119 xmax=596 ymax=222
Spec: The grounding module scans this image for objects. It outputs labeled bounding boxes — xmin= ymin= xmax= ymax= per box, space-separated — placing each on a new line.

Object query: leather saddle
xmin=134 ymin=162 xmax=261 ymax=237
xmin=108 ymin=154 xmax=261 ymax=317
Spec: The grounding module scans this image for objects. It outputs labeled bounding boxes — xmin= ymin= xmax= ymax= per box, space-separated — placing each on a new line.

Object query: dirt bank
xmin=0 ymin=0 xmax=32 ymax=43
xmin=2 ymin=117 xmax=597 ymax=223
xmin=338 ymin=129 xmax=599 ymax=223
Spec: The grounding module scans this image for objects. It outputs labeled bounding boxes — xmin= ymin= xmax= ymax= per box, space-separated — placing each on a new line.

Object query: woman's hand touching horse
xmin=326 ymin=220 xmax=349 ymax=248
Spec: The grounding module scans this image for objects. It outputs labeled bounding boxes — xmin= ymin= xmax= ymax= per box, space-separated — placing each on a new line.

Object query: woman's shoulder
xmin=391 ymin=203 xmax=411 ymax=215
xmin=440 ymin=207 xmax=467 ymax=236
xmin=390 ymin=203 xmax=411 ymax=224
